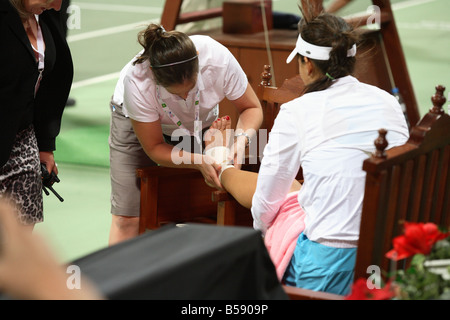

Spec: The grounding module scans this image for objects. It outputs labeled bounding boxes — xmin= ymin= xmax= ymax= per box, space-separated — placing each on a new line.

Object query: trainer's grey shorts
xmin=109 ymin=101 xmax=157 ymax=217
xmin=109 ymin=100 xmax=208 ymax=217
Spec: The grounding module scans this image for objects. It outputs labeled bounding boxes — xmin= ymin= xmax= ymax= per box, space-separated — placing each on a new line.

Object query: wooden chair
xmin=137 ymin=164 xmax=260 ymax=232
xmin=136 ymin=167 xmax=216 ymax=232
xmin=136 ymin=165 xmax=255 ymax=232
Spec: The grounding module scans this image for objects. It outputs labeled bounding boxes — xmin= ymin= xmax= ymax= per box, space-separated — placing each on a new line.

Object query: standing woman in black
xmin=0 ymin=0 xmax=73 ymax=230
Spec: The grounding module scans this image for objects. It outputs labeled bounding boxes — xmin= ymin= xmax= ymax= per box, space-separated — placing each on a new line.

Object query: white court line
xmin=71 ymin=72 xmax=121 ymax=89
xmin=67 ymin=19 xmax=158 ymax=43
xmin=397 ymin=21 xmax=450 ymax=31
xmin=392 ymin=0 xmax=438 ymax=10
xmin=74 ymin=2 xmax=162 ymax=14
xmin=392 ymin=0 xmax=448 ymax=31
xmin=344 ymin=0 xmax=439 ymax=21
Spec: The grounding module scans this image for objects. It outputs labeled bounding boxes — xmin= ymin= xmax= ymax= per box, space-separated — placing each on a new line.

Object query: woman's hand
xmin=39 ymin=151 xmax=57 ymax=175
xmin=198 ymin=157 xmax=223 ymax=190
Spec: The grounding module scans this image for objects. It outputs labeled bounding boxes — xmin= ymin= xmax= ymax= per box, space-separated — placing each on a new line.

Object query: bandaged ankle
xmin=204 ymin=146 xmax=230 ymax=166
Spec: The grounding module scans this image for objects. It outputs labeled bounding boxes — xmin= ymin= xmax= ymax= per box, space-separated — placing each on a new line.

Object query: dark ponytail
xmin=133 ymin=24 xmax=198 ymax=87
xmin=298 ymin=13 xmax=360 ymax=94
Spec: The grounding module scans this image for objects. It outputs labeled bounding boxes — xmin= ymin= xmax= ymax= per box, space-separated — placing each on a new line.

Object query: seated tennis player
xmin=204 ymin=9 xmax=409 ymax=295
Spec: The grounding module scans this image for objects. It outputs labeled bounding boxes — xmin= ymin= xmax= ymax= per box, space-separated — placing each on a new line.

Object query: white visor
xmin=286 ymin=34 xmax=357 ymax=63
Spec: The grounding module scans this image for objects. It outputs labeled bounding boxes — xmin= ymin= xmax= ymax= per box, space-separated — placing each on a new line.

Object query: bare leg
xmin=204 ymin=117 xmax=301 ymax=209
xmin=108 ymin=215 xmax=139 ymax=246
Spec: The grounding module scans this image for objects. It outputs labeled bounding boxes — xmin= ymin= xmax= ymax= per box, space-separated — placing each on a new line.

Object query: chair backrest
xmin=257 ymin=65 xmax=304 ymax=131
xmin=354 ymin=85 xmax=450 ymax=280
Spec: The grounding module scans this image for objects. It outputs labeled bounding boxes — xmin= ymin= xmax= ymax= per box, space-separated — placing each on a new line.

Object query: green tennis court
xmin=34 ymin=0 xmax=450 ymax=263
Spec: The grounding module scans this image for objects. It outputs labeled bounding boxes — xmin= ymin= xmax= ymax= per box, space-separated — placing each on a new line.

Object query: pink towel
xmin=264 ymin=192 xmax=306 ymax=280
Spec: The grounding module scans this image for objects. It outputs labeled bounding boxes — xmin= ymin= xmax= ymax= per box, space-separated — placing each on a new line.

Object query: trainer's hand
xmin=199 ymin=157 xmax=223 ymax=190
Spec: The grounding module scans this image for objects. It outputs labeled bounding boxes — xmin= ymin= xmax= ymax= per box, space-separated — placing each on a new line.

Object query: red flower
xmin=385 ymin=222 xmax=450 ymax=261
xmin=346 ymin=278 xmax=395 ymax=300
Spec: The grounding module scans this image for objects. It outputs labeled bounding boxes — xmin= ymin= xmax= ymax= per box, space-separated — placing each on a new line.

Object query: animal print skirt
xmin=0 ymin=125 xmax=43 ymax=225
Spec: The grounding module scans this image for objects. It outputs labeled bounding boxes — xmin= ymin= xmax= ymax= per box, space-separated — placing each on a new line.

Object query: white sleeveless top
xmin=31 ymin=14 xmax=45 ymax=96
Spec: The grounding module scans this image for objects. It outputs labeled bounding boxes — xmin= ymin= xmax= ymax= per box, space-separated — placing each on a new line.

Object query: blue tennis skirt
xmin=283 ymin=233 xmax=357 ymax=296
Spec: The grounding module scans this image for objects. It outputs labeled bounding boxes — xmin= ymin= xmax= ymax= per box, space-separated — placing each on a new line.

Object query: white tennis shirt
xmin=112 ymin=35 xmax=248 ymax=136
xmin=251 ymin=76 xmax=409 ymax=244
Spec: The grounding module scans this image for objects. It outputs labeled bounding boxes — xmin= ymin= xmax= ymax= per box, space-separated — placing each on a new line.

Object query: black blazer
xmin=0 ymin=0 xmax=73 ymax=167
